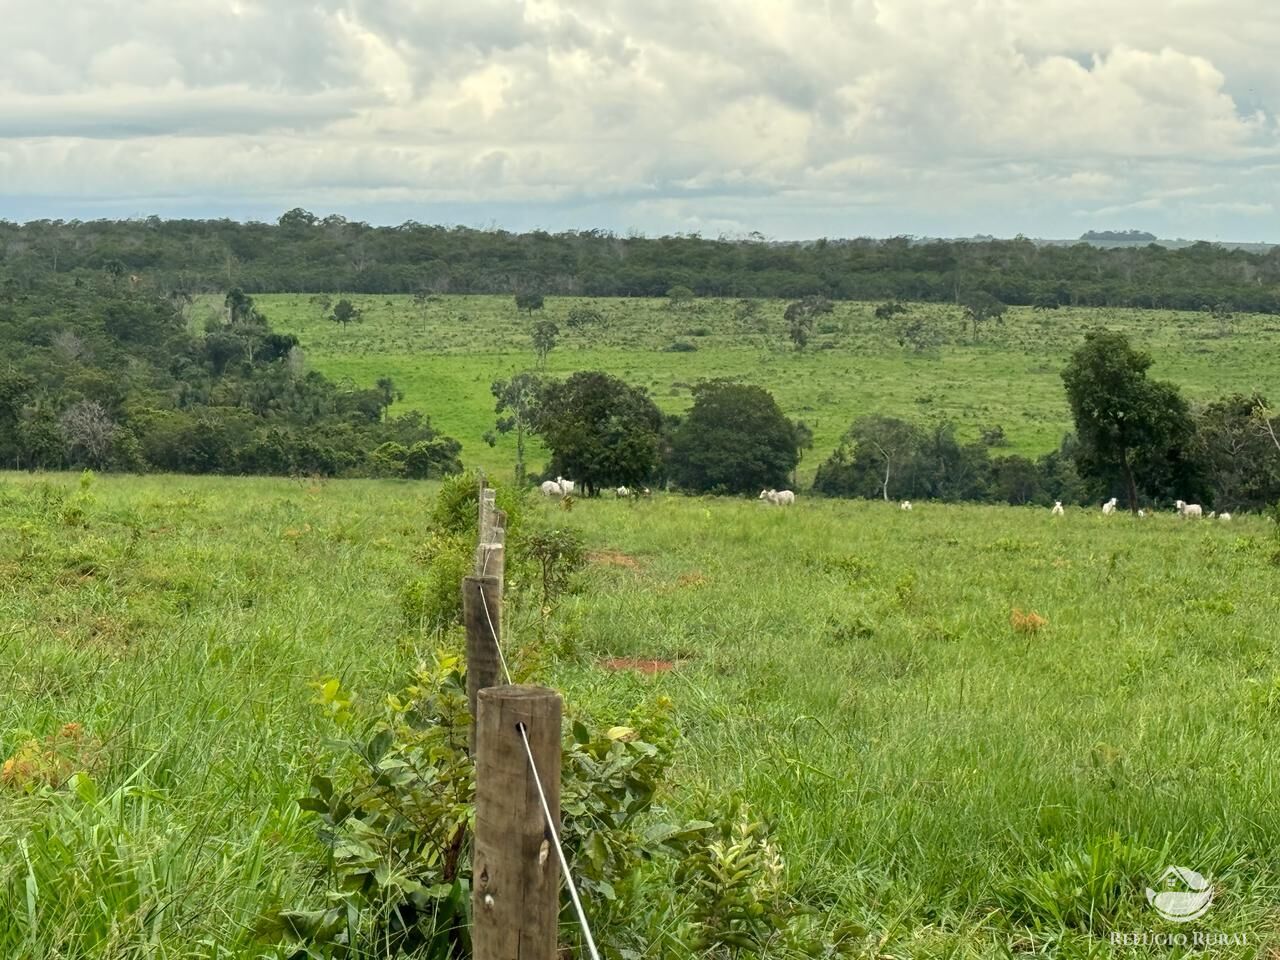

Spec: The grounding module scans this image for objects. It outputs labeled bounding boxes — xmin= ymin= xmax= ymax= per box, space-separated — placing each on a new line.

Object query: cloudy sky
xmin=2 ymin=0 xmax=1278 ymax=240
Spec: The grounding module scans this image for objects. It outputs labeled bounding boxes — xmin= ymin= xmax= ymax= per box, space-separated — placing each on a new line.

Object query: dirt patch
xmin=676 ymin=571 xmax=708 ymax=588
xmin=588 ymin=549 xmax=641 ymax=570
xmin=600 ymin=657 xmax=676 ymax=674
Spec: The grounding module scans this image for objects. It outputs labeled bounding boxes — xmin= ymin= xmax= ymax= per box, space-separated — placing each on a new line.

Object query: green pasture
xmin=2 ymin=471 xmax=1278 ymax=956
xmin=236 ymin=294 xmax=1280 ymax=480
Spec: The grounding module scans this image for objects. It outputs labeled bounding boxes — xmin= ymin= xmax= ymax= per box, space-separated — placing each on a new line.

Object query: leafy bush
xmin=664 ymin=340 xmax=698 ymax=352
xmin=430 ymin=470 xmax=525 ymax=542
xmin=401 ymin=534 xmax=472 ymax=630
xmin=520 ymin=527 xmax=586 ymax=607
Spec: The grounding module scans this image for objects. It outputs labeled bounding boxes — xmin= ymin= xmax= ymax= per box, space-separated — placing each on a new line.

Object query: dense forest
xmin=4 ymin=211 xmax=1280 ymax=310
xmin=0 ymin=277 xmax=462 ymax=477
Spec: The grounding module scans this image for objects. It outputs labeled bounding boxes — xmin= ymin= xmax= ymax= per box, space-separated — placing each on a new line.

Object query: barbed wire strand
xmin=474 ymin=557 xmax=602 ymax=959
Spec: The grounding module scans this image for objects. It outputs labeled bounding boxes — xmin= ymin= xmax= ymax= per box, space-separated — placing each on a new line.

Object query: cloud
xmin=1 ymin=0 xmax=1279 ymax=239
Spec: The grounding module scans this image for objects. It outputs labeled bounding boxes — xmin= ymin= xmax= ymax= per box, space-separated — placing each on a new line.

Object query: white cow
xmin=556 ymin=476 xmax=576 ymax=494
xmin=1138 ymin=509 xmax=1146 ymax=518
xmin=1102 ymin=497 xmax=1118 ymax=515
xmin=1051 ymin=501 xmax=1064 ymax=516
xmin=1219 ymin=512 xmax=1232 ymax=522
xmin=615 ymin=486 xmax=630 ymax=498
xmin=758 ymin=488 xmax=795 ymax=506
xmin=900 ymin=501 xmax=913 ymax=511
xmin=540 ymin=480 xmax=563 ymax=497
xmin=1175 ymin=500 xmax=1203 ymax=518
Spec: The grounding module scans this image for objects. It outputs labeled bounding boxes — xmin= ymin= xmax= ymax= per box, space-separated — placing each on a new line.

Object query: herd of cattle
xmin=538 ymin=478 xmax=1236 ymax=519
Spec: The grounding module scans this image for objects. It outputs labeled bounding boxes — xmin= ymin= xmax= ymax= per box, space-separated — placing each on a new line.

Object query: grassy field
xmin=232 ymin=294 xmax=1280 ymax=480
xmin=3 ymin=470 xmax=1279 ymax=957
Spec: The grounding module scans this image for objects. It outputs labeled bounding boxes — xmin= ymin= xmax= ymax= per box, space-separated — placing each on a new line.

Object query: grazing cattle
xmin=641 ymin=487 xmax=652 ymax=498
xmin=1102 ymin=497 xmax=1118 ymax=515
xmin=1051 ymin=501 xmax=1064 ymax=516
xmin=557 ymin=477 xmax=576 ymax=494
xmin=900 ymin=501 xmax=912 ymax=511
xmin=615 ymin=486 xmax=630 ymax=497
xmin=758 ymin=489 xmax=795 ymax=506
xmin=1175 ymin=500 xmax=1203 ymax=518
xmin=1219 ymin=512 xmax=1232 ymax=522
xmin=540 ymin=480 xmax=563 ymax=498
xmin=1138 ymin=509 xmax=1146 ymax=518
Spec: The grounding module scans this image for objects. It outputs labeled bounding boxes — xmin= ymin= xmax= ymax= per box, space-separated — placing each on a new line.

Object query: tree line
xmin=5 ymin=211 xmax=1280 ymax=311
xmin=0 ymin=279 xmax=462 ymax=478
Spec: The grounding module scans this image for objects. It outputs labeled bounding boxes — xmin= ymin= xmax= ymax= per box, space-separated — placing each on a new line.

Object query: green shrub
xmin=430 ymin=469 xmax=525 ymax=541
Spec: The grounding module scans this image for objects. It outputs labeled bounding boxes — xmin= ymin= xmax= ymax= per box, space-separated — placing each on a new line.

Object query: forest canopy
xmin=0 ymin=277 xmax=461 ymax=478
xmin=3 ymin=213 xmax=1280 ymax=311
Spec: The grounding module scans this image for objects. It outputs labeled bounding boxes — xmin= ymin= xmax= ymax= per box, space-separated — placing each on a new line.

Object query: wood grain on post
xmin=473 ymin=685 xmax=562 ymax=960
xmin=463 ymin=574 xmax=503 ymax=750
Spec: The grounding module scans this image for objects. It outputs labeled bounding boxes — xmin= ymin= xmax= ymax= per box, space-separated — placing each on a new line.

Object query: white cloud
xmin=1 ymin=0 xmax=1278 ymax=239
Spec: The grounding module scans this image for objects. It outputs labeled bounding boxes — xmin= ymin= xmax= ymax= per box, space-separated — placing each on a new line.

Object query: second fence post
xmin=473 ymin=684 xmax=563 ymax=960
xmin=462 ymin=574 xmax=502 ymax=751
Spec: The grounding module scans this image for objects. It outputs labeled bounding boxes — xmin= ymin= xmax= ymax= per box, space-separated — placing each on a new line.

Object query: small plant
xmin=521 ymin=526 xmax=586 ymax=606
xmin=2 ymin=723 xmax=101 ymax=790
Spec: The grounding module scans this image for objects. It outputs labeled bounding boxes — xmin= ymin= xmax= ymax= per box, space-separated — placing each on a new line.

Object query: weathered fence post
xmin=463 ymin=573 xmax=502 ymax=751
xmin=473 ymin=685 xmax=562 ymax=960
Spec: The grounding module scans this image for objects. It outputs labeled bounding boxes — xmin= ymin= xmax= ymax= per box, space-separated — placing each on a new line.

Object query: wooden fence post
xmin=463 ymin=574 xmax=503 ymax=751
xmin=473 ymin=684 xmax=562 ymax=960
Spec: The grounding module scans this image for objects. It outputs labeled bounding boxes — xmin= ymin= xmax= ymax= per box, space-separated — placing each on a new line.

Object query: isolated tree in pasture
xmin=310 ymin=293 xmax=333 ymax=319
xmin=515 ymin=292 xmax=545 ymax=316
xmin=960 ymin=291 xmax=1007 ymax=341
xmin=329 ymin=298 xmax=362 ymax=328
xmin=565 ymin=305 xmax=604 ymax=329
xmin=1062 ymin=330 xmax=1194 ymax=513
xmin=792 ymin=420 xmax=814 ymax=488
xmin=60 ymin=400 xmax=117 ymax=468
xmin=668 ymin=380 xmax=800 ymax=494
xmin=874 ymin=301 xmax=908 ymax=321
xmin=783 ymin=296 xmax=832 ymax=350
xmin=531 ymin=319 xmax=559 ymax=367
xmin=533 ymin=371 xmax=663 ymax=496
xmin=486 ymin=372 xmax=544 ymax=484
xmin=666 ymin=285 xmax=696 ymax=309
xmin=894 ymin=313 xmax=944 ymax=353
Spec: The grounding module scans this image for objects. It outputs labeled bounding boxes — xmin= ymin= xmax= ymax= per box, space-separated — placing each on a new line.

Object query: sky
xmin=2 ymin=0 xmax=1279 ymax=241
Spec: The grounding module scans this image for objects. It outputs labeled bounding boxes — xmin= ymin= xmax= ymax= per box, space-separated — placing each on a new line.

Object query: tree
xmin=531 ymin=319 xmax=559 ymax=367
xmin=960 ymin=291 xmax=1007 ymax=341
xmin=874 ymin=301 xmax=908 ymax=321
xmin=533 ymin=372 xmax=663 ymax=496
xmin=329 ymin=298 xmax=362 ymax=328
xmin=565 ymin=305 xmax=604 ymax=329
xmin=487 ymin=372 xmax=544 ymax=484
xmin=814 ymin=415 xmax=923 ymax=501
xmin=792 ymin=420 xmax=814 ymax=488
xmin=1062 ymin=330 xmax=1195 ymax=512
xmin=515 ymin=292 xmax=544 ymax=316
xmin=225 ymin=287 xmax=259 ymax=325
xmin=310 ymin=293 xmax=333 ymax=319
xmin=893 ymin=313 xmax=944 ymax=353
xmin=60 ymin=399 xmax=117 ymax=468
xmin=783 ymin=296 xmax=833 ymax=350
xmin=1191 ymin=394 xmax=1280 ymax=510
xmin=666 ymin=285 xmax=696 ymax=309
xmin=667 ymin=381 xmax=800 ymax=494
